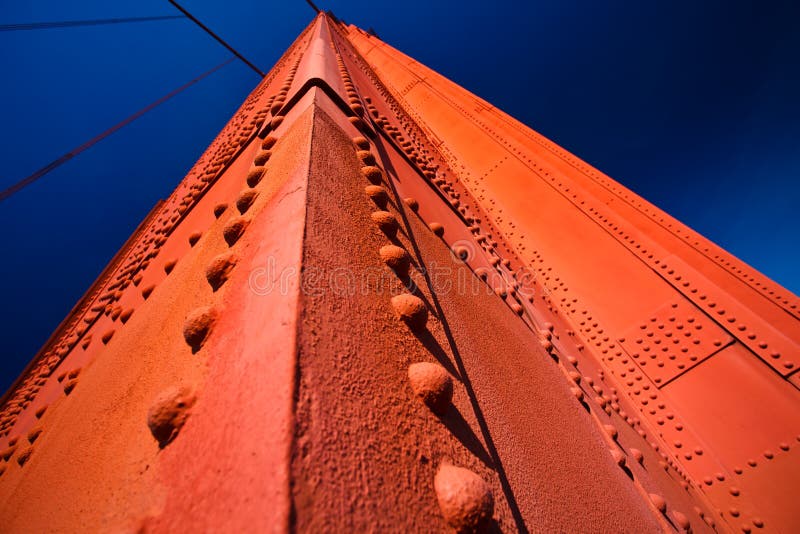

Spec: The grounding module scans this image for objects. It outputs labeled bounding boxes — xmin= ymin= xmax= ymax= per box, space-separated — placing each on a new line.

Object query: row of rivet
xmin=0 ymin=43 xmax=320 ymax=440
xmin=353 ymin=135 xmax=495 ymax=532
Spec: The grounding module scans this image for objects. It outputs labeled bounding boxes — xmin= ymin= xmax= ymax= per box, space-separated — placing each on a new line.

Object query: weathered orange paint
xmin=0 ymin=12 xmax=797 ymax=533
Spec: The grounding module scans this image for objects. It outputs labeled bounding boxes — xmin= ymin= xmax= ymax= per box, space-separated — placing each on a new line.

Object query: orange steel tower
xmin=1 ymin=13 xmax=798 ymax=533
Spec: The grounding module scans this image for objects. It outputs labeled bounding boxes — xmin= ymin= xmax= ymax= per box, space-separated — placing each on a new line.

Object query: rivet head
xmin=404 ymin=197 xmax=419 ymax=211
xmin=146 ymin=386 xmax=196 ymax=448
xmin=205 ymin=252 xmax=238 ymax=291
xmin=371 ymin=211 xmax=399 ymax=237
xmin=434 ymin=464 xmax=494 ymax=533
xmin=649 ymin=493 xmax=666 ymax=513
xmin=673 ymin=511 xmax=690 ymax=531
xmin=352 ymin=136 xmax=370 ymax=150
xmin=246 ymin=167 xmax=265 ymax=188
xmin=213 ymin=203 xmax=228 ymax=218
xmin=365 ymin=185 xmax=389 ymax=208
xmin=361 ymin=166 xmax=383 ymax=185
xmin=120 ymin=309 xmax=134 ymax=323
xmin=254 ymin=150 xmax=272 ymax=166
xmin=236 ymin=190 xmax=259 ymax=214
xmin=16 ymin=447 xmax=33 ymax=466
xmin=101 ymin=329 xmax=115 ymax=344
xmin=391 ymin=294 xmax=428 ymax=330
xmin=630 ymin=448 xmax=644 ymax=464
xmin=182 ymin=307 xmax=217 ymax=352
xmin=261 ymin=136 xmax=277 ymax=150
xmin=356 ymin=150 xmax=376 ymax=166
xmin=379 ymin=245 xmax=411 ymax=275
xmin=408 ymin=362 xmax=453 ymax=415
xmin=223 ymin=217 xmax=249 ymax=246
xmin=452 ymin=245 xmax=470 ymax=262
xmin=429 ymin=222 xmax=444 ymax=237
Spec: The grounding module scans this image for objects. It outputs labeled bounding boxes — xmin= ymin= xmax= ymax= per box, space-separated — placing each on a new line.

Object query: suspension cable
xmin=167 ymin=0 xmax=264 ymax=77
xmin=0 ymin=57 xmax=235 ymax=203
xmin=0 ymin=15 xmax=184 ymax=32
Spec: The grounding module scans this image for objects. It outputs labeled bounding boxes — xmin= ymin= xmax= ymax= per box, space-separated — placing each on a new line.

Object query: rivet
xmin=205 ymin=252 xmax=238 ymax=291
xmin=649 ymin=493 xmax=666 ymax=513
xmin=188 ymin=232 xmax=202 ymax=246
xmin=429 ymin=222 xmax=444 ymax=236
xmin=365 ymin=185 xmax=389 ymax=208
xmin=182 ymin=307 xmax=217 ymax=352
xmin=27 ymin=428 xmax=42 ymax=443
xmin=261 ymin=136 xmax=277 ymax=150
xmin=118 ymin=308 xmax=133 ymax=324
xmin=610 ymin=449 xmax=626 ymax=467
xmin=352 ymin=136 xmax=370 ymax=150
xmin=356 ymin=150 xmax=376 ymax=166
xmin=246 ymin=167 xmax=265 ymax=187
xmin=236 ymin=190 xmax=259 ymax=214
xmin=16 ymin=447 xmax=32 ymax=467
xmin=408 ymin=362 xmax=453 ymax=415
xmin=223 ymin=217 xmax=249 ymax=246
xmin=146 ymin=386 xmax=196 ymax=448
xmin=673 ymin=511 xmax=690 ymax=531
xmin=391 ymin=294 xmax=428 ymax=330
xmin=101 ymin=329 xmax=115 ymax=344
xmin=141 ymin=285 xmax=155 ymax=299
xmin=164 ymin=259 xmax=177 ymax=274
xmin=371 ymin=211 xmax=399 ymax=237
xmin=63 ymin=379 xmax=78 ymax=395
xmin=604 ymin=424 xmax=618 ymax=440
xmin=270 ymin=116 xmax=283 ymax=129
xmin=453 ymin=245 xmax=470 ymax=262
xmin=361 ymin=166 xmax=383 ymax=185
xmin=254 ymin=150 xmax=272 ymax=166
xmin=434 ymin=464 xmax=494 ymax=533
xmin=630 ymin=448 xmax=644 ymax=464
xmin=379 ymin=245 xmax=411 ymax=275
xmin=213 ymin=203 xmax=228 ymax=218
xmin=349 ymin=116 xmax=367 ymax=130
xmin=404 ymin=197 xmax=419 ymax=211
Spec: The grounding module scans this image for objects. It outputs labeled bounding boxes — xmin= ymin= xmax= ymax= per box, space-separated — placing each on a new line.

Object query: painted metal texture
xmin=0 ymin=13 xmax=797 ymax=533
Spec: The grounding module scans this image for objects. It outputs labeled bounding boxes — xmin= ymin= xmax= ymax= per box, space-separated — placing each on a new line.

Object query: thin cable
xmin=0 ymin=15 xmax=184 ymax=32
xmin=305 ymin=0 xmax=321 ymax=13
xmin=167 ymin=0 xmax=264 ymax=77
xmin=0 ymin=57 xmax=235 ymax=203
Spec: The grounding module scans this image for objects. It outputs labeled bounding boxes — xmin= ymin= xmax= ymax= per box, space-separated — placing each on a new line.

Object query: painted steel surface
xmin=0 ymin=13 xmax=797 ymax=533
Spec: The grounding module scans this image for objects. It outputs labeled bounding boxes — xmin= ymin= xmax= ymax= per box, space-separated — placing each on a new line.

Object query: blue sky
xmin=1 ymin=0 xmax=798 ymax=392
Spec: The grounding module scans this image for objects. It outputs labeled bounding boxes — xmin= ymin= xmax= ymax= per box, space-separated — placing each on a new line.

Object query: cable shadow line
xmin=374 ymin=139 xmax=529 ymax=534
